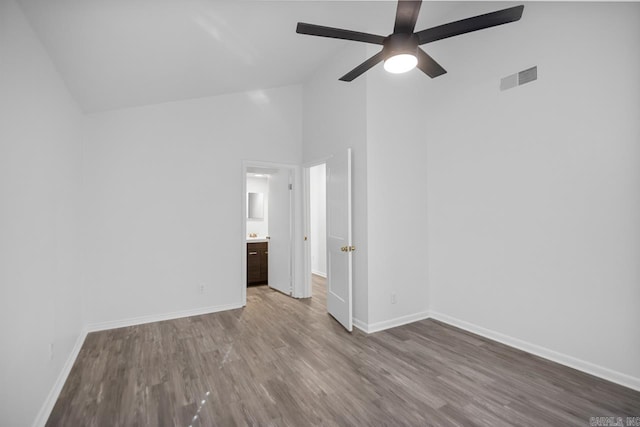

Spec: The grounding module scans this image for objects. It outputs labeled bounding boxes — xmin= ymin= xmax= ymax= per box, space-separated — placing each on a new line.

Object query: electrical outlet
xmin=199 ymin=283 xmax=205 ymax=294
xmin=391 ymin=292 xmax=397 ymax=304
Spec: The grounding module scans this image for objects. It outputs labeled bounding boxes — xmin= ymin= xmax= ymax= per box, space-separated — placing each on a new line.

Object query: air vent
xmin=500 ymin=66 xmax=537 ymax=91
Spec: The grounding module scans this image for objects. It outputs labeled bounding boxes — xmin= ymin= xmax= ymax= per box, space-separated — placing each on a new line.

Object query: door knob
xmin=341 ymin=246 xmax=347 ymax=252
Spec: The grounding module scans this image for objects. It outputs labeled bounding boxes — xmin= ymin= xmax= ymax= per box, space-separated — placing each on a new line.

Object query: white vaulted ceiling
xmin=16 ymin=0 xmax=393 ymax=112
xmin=17 ymin=0 xmax=514 ymax=113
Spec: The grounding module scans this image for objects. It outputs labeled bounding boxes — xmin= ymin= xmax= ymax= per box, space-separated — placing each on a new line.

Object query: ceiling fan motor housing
xmin=383 ymin=33 xmax=419 ymax=59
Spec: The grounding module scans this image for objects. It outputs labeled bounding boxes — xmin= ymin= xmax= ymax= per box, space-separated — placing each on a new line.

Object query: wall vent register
xmin=501 ymin=66 xmax=537 ymax=91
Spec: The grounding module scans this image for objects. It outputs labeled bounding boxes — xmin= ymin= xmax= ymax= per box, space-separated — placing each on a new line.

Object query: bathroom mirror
xmin=247 ymin=192 xmax=264 ymax=220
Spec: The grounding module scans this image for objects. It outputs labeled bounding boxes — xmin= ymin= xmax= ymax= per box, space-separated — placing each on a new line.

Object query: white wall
xmin=365 ymin=52 xmax=432 ymax=327
xmin=303 ymin=44 xmax=370 ymax=323
xmin=246 ymin=176 xmax=268 ymax=238
xmin=396 ymin=2 xmax=639 ymax=384
xmin=309 ymin=164 xmax=326 ymax=277
xmin=0 ymin=0 xmax=84 ymax=424
xmin=83 ymin=85 xmax=302 ymax=325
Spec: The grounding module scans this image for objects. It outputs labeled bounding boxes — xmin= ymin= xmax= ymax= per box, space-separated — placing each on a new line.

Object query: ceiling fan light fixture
xmin=382 ymin=33 xmax=419 ymax=74
xmin=384 ymin=53 xmax=418 ymax=74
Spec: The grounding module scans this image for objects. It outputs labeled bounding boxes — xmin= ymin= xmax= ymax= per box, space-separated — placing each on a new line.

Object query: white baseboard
xmin=429 ymin=311 xmax=640 ymax=392
xmin=353 ymin=318 xmax=368 ymax=333
xmin=32 ymin=327 xmax=88 ymax=427
xmin=311 ymin=270 xmax=326 ymax=278
xmin=353 ymin=311 xmax=430 ymax=334
xmin=86 ymin=302 xmax=244 ymax=332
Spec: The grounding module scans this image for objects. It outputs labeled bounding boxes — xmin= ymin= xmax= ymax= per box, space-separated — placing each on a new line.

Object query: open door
xmin=326 ymin=149 xmax=353 ymax=331
xmin=268 ymin=168 xmax=292 ymax=295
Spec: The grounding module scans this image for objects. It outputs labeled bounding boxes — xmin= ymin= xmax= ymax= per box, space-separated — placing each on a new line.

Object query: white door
xmin=326 ymin=149 xmax=353 ymax=331
xmin=268 ymin=168 xmax=292 ymax=295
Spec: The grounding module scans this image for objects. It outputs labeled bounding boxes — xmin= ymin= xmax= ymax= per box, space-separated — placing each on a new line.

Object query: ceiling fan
xmin=296 ymin=1 xmax=524 ymax=81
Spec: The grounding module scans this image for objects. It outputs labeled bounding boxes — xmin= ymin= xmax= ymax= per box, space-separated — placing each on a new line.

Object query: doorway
xmin=241 ymin=161 xmax=301 ymax=306
xmin=307 ymin=163 xmax=327 ymax=300
xmin=304 ymin=150 xmax=354 ymax=331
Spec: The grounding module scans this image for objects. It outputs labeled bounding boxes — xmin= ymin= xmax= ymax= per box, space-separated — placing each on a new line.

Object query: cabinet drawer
xmin=247 ymin=242 xmax=268 ymax=252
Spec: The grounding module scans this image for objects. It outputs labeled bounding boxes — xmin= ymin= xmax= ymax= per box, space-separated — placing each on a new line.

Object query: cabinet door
xmin=248 ymin=242 xmax=268 ymax=285
xmin=247 ymin=244 xmax=261 ymax=284
xmin=260 ymin=244 xmax=268 ymax=283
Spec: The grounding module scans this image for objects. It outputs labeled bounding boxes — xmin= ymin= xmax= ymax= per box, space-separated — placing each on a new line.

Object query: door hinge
xmin=288 ymin=183 xmax=292 ymax=190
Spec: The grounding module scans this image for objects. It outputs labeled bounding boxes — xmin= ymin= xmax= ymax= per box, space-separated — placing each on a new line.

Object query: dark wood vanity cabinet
xmin=247 ymin=242 xmax=268 ymax=285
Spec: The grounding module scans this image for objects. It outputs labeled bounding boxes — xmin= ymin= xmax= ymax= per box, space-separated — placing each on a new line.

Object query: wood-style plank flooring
xmin=47 ymin=275 xmax=640 ymax=426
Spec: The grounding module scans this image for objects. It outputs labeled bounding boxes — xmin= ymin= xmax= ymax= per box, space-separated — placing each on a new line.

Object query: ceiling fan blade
xmin=416 ymin=48 xmax=447 ymax=78
xmin=339 ymin=50 xmax=386 ymax=82
xmin=394 ymin=0 xmax=422 ymax=34
xmin=296 ymin=22 xmax=385 ymax=45
xmin=416 ymin=5 xmax=524 ymax=45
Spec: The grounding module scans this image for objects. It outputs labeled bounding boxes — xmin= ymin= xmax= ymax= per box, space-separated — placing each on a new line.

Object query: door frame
xmin=241 ymin=160 xmax=303 ymax=306
xmin=302 ymin=156 xmax=332 ymax=299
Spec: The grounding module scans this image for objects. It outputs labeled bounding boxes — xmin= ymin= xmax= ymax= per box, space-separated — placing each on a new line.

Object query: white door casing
xmin=326 ymin=149 xmax=353 ymax=331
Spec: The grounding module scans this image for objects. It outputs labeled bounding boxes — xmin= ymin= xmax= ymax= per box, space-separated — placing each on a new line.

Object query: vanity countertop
xmin=247 ymin=238 xmax=268 ymax=243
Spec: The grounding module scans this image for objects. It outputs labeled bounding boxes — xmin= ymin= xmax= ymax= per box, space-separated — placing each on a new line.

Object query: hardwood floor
xmin=47 ymin=276 xmax=640 ymax=426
